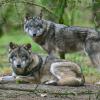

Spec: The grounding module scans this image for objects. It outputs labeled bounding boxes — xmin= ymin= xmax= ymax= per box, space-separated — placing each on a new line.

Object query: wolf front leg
xmin=0 ymin=76 xmax=16 ymax=83
xmin=85 ymin=38 xmax=100 ymax=70
xmin=16 ymin=76 xmax=40 ymax=83
xmin=45 ymin=62 xmax=84 ymax=86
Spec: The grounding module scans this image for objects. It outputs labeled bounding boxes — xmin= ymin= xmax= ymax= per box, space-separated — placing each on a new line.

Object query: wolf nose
xmin=17 ymin=64 xmax=21 ymax=68
xmin=33 ymin=34 xmax=36 ymax=36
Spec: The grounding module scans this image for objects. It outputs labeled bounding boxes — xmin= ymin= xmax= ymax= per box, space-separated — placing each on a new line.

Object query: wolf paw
xmin=95 ymin=81 xmax=100 ymax=85
xmin=0 ymin=77 xmax=5 ymax=84
xmin=45 ymin=80 xmax=57 ymax=85
xmin=0 ymin=77 xmax=3 ymax=81
xmin=16 ymin=76 xmax=30 ymax=84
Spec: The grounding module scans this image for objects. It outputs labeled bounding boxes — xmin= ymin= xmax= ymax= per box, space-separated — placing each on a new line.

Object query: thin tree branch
xmin=59 ymin=0 xmax=67 ymax=24
xmin=0 ymin=0 xmax=59 ymax=18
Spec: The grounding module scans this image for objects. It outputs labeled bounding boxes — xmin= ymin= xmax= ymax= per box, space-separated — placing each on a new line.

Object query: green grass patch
xmin=0 ymin=30 xmax=45 ymax=55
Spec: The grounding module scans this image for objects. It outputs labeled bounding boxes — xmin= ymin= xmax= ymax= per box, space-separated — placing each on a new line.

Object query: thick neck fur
xmin=33 ymin=31 xmax=47 ymax=45
xmin=28 ymin=54 xmax=41 ymax=71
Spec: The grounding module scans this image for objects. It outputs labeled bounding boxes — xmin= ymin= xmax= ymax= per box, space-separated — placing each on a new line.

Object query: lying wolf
xmin=24 ymin=15 xmax=100 ymax=69
xmin=0 ymin=42 xmax=85 ymax=86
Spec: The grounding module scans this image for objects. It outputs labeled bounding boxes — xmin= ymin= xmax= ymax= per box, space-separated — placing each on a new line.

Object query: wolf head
xmin=24 ymin=14 xmax=47 ymax=37
xmin=8 ymin=42 xmax=32 ymax=74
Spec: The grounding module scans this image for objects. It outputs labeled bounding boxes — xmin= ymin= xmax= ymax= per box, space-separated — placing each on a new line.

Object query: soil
xmin=0 ymin=83 xmax=100 ymax=100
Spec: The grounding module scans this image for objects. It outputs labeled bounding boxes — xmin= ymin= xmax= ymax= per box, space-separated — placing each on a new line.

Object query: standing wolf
xmin=0 ymin=42 xmax=84 ymax=86
xmin=24 ymin=15 xmax=100 ymax=69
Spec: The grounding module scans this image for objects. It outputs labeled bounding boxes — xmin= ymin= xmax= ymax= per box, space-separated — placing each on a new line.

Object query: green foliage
xmin=0 ymin=0 xmax=97 ymax=35
xmin=92 ymin=0 xmax=100 ymax=29
xmin=40 ymin=0 xmax=93 ymax=26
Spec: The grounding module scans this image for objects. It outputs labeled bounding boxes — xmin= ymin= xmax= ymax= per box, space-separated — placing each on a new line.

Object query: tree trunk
xmin=92 ymin=0 xmax=100 ymax=30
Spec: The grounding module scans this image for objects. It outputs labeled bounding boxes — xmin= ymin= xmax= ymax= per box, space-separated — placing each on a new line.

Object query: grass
xmin=0 ymin=29 xmax=100 ymax=84
xmin=0 ymin=29 xmax=45 ymax=55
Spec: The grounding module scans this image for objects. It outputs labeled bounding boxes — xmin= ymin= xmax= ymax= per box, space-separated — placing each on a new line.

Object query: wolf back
xmin=24 ymin=16 xmax=100 ymax=70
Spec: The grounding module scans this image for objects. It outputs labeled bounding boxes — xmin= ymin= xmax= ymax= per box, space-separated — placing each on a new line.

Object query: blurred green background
xmin=0 ymin=0 xmax=100 ymax=84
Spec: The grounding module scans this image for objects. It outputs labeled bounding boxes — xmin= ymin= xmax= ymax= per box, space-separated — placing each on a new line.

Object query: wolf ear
xmin=24 ymin=43 xmax=31 ymax=50
xmin=25 ymin=13 xmax=33 ymax=20
xmin=9 ymin=42 xmax=17 ymax=49
xmin=39 ymin=9 xmax=43 ymax=19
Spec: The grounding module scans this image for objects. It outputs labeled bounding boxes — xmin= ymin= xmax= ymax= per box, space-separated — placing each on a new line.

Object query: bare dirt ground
xmin=0 ymin=83 xmax=100 ymax=100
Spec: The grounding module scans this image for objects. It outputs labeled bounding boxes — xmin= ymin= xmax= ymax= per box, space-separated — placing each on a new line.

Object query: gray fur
xmin=0 ymin=43 xmax=85 ymax=86
xmin=24 ymin=16 xmax=100 ymax=69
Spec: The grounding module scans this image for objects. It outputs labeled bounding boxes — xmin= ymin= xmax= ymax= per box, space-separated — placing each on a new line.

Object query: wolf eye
xmin=10 ymin=54 xmax=17 ymax=59
xmin=39 ymin=24 xmax=43 ymax=28
xmin=25 ymin=25 xmax=28 ymax=28
xmin=21 ymin=55 xmax=28 ymax=60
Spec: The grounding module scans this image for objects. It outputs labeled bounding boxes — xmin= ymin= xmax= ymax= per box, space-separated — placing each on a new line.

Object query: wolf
xmin=24 ymin=15 xmax=100 ymax=70
xmin=0 ymin=42 xmax=85 ymax=86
